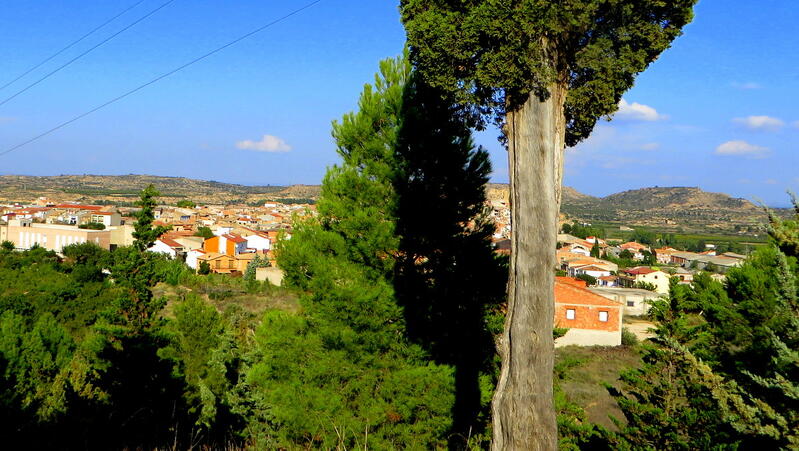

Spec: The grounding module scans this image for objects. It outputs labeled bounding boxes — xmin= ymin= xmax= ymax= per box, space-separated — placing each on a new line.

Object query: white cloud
xmin=715 ymin=140 xmax=770 ymax=158
xmin=731 ymin=81 xmax=762 ymax=90
xmin=235 ymin=134 xmax=292 ymax=152
xmin=732 ymin=115 xmax=784 ymax=131
xmin=614 ymin=99 xmax=667 ymax=122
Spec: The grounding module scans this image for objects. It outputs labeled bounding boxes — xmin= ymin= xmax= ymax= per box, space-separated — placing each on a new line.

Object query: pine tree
xmin=393 ymin=70 xmax=506 ymax=444
xmin=132 ymin=184 xmax=170 ymax=252
xmin=263 ymin=56 xmax=454 ymax=448
xmin=590 ymin=239 xmax=601 ymax=258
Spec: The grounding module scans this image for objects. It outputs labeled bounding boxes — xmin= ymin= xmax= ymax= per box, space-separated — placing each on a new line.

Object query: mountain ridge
xmin=0 ymin=175 xmax=773 ymax=233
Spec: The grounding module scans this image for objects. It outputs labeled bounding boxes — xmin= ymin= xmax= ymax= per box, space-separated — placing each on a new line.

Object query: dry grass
xmin=555 ymin=345 xmax=642 ymax=430
xmin=154 ymin=280 xmax=301 ymax=319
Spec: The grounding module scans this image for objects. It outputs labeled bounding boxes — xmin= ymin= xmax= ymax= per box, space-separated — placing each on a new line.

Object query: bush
xmin=194 ymin=227 xmax=214 ymax=240
xmin=576 ymin=274 xmax=597 ymax=286
xmin=634 ymin=281 xmax=657 ymax=292
xmin=198 ymin=261 xmax=211 ymax=275
xmin=78 ymin=222 xmax=105 ymax=230
xmin=621 ymin=327 xmax=638 ymax=346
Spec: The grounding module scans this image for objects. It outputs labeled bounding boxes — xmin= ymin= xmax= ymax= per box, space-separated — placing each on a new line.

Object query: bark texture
xmin=491 ymin=84 xmax=566 ymax=451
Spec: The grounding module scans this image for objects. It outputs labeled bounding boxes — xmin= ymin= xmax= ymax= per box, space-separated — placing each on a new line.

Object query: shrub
xmin=198 ymin=261 xmax=211 ymax=275
xmin=621 ymin=327 xmax=638 ymax=346
xmin=78 ymin=222 xmax=105 ymax=230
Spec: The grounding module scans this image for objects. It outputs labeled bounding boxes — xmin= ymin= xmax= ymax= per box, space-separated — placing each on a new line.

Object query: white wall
xmin=555 ymin=328 xmax=621 ymax=347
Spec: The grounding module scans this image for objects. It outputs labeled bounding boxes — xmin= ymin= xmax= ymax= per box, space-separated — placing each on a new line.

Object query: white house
xmin=88 ymin=211 xmax=122 ymax=227
xmin=573 ymin=264 xmax=612 ymax=279
xmin=186 ymin=249 xmax=206 ymax=270
xmin=244 ymin=233 xmax=272 ymax=252
xmin=148 ymin=238 xmax=184 ymax=259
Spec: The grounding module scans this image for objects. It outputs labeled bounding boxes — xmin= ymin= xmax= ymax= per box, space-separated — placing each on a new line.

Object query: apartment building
xmin=2 ymin=219 xmax=111 ymax=252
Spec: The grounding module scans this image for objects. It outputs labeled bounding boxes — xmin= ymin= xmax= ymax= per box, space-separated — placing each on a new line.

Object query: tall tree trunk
xmin=491 ymin=84 xmax=566 ymax=450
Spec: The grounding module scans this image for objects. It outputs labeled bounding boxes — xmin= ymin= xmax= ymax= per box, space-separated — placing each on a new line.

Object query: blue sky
xmin=0 ymin=1 xmax=796 ymax=206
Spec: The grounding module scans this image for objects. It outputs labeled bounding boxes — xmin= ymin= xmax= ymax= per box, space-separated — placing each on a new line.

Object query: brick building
xmin=554 ymin=277 xmax=624 ymax=347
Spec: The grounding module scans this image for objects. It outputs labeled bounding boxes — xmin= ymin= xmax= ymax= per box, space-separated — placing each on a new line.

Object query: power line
xmin=0 ymin=0 xmax=178 ymax=108
xmin=0 ymin=0 xmax=148 ymax=93
xmin=0 ymin=0 xmax=325 ymax=158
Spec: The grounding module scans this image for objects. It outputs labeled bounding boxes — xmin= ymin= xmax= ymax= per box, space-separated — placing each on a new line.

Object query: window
xmin=566 ymin=309 xmax=576 ymax=320
xmin=627 ymin=301 xmax=635 ymax=307
xmin=599 ymin=311 xmax=609 ymax=322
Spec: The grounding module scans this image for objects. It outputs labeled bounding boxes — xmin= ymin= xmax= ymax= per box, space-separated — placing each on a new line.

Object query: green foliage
xmin=159 ymin=295 xmax=241 ymax=431
xmin=243 ymin=254 xmax=270 ymax=283
xmin=576 ymin=273 xmax=597 ymax=286
xmin=78 ymin=222 xmax=105 ymax=230
xmin=634 ymin=281 xmax=657 ymax=292
xmin=621 ymin=328 xmax=638 ymax=347
xmin=554 ymin=355 xmax=616 ymax=450
xmin=176 ymin=200 xmax=196 ymax=208
xmin=613 ymin=204 xmax=799 ymax=448
xmin=768 ymin=192 xmax=799 ymax=258
xmin=641 ymin=250 xmax=657 ymax=266
xmin=590 ymin=239 xmax=601 ymax=258
xmin=242 ymin=311 xmax=454 ymax=449
xmin=391 ymin=63 xmax=507 ymax=442
xmin=1 ymin=241 xmax=13 ymax=251
xmin=132 ymin=184 xmax=170 ymax=252
xmin=194 ymin=226 xmax=215 ymax=240
xmin=273 ymin=55 xmax=456 ymax=448
xmin=630 ymin=228 xmax=657 ymax=246
xmin=401 ymin=0 xmax=697 ymax=145
xmin=198 ymin=260 xmax=211 ymax=275
xmin=564 ymin=220 xmax=605 ymax=239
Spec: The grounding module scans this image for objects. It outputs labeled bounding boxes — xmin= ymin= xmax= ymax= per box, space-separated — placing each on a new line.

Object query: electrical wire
xmin=0 ymin=0 xmax=178 ymax=108
xmin=0 ymin=0 xmax=148 ymax=93
xmin=0 ymin=0 xmax=324 ymax=158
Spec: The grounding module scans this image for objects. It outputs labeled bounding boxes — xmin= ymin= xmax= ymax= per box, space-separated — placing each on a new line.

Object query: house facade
xmin=554 ymin=277 xmax=623 ymax=347
xmin=617 ymin=267 xmax=670 ymax=294
xmin=2 ymin=218 xmax=111 ymax=252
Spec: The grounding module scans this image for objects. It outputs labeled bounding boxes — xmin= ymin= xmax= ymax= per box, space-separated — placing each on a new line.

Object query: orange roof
xmin=620 ymin=242 xmax=647 ymax=250
xmin=555 ymin=278 xmax=622 ymax=307
xmin=622 ymin=266 xmax=657 ymax=275
xmin=223 ymin=233 xmax=247 ymax=243
xmin=159 ymin=237 xmax=183 ymax=248
xmin=54 ymin=204 xmax=103 ymax=211
xmin=556 ymin=276 xmax=587 ymax=287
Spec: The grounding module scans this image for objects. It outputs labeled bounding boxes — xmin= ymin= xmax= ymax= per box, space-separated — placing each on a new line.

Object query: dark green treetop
xmin=401 ymin=0 xmax=697 ymax=145
xmin=132 ymin=184 xmax=170 ymax=252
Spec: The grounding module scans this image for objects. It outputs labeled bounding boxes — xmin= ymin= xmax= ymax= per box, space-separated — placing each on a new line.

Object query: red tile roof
xmin=159 ymin=237 xmax=183 ymax=249
xmin=223 ymin=233 xmax=247 ymax=243
xmin=621 ymin=266 xmax=657 ymax=275
xmin=555 ymin=278 xmax=622 ymax=307
xmin=54 ymin=204 xmax=103 ymax=211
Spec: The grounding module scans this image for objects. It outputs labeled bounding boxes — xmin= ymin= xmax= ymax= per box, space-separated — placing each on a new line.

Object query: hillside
xmin=0 ymin=175 xmax=775 ymax=233
xmin=0 ymin=174 xmax=318 ymax=205
xmin=489 ymin=184 xmax=769 ymax=234
xmin=560 ymin=186 xmax=765 ymax=233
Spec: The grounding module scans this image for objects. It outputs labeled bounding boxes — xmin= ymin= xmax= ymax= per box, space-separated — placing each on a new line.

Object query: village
xmin=0 ymin=194 xmax=751 ymax=350
xmin=0 ymin=196 xmax=311 ymax=282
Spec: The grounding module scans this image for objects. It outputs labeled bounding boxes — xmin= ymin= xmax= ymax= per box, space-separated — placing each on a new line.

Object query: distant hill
xmin=487 ymin=184 xmax=768 ymax=234
xmin=0 ymin=175 xmax=316 ymax=205
xmin=0 ymin=175 xmax=774 ymax=233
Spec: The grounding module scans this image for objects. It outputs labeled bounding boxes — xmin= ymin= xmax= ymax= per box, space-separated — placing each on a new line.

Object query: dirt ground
xmin=624 ymin=317 xmax=656 ymax=341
